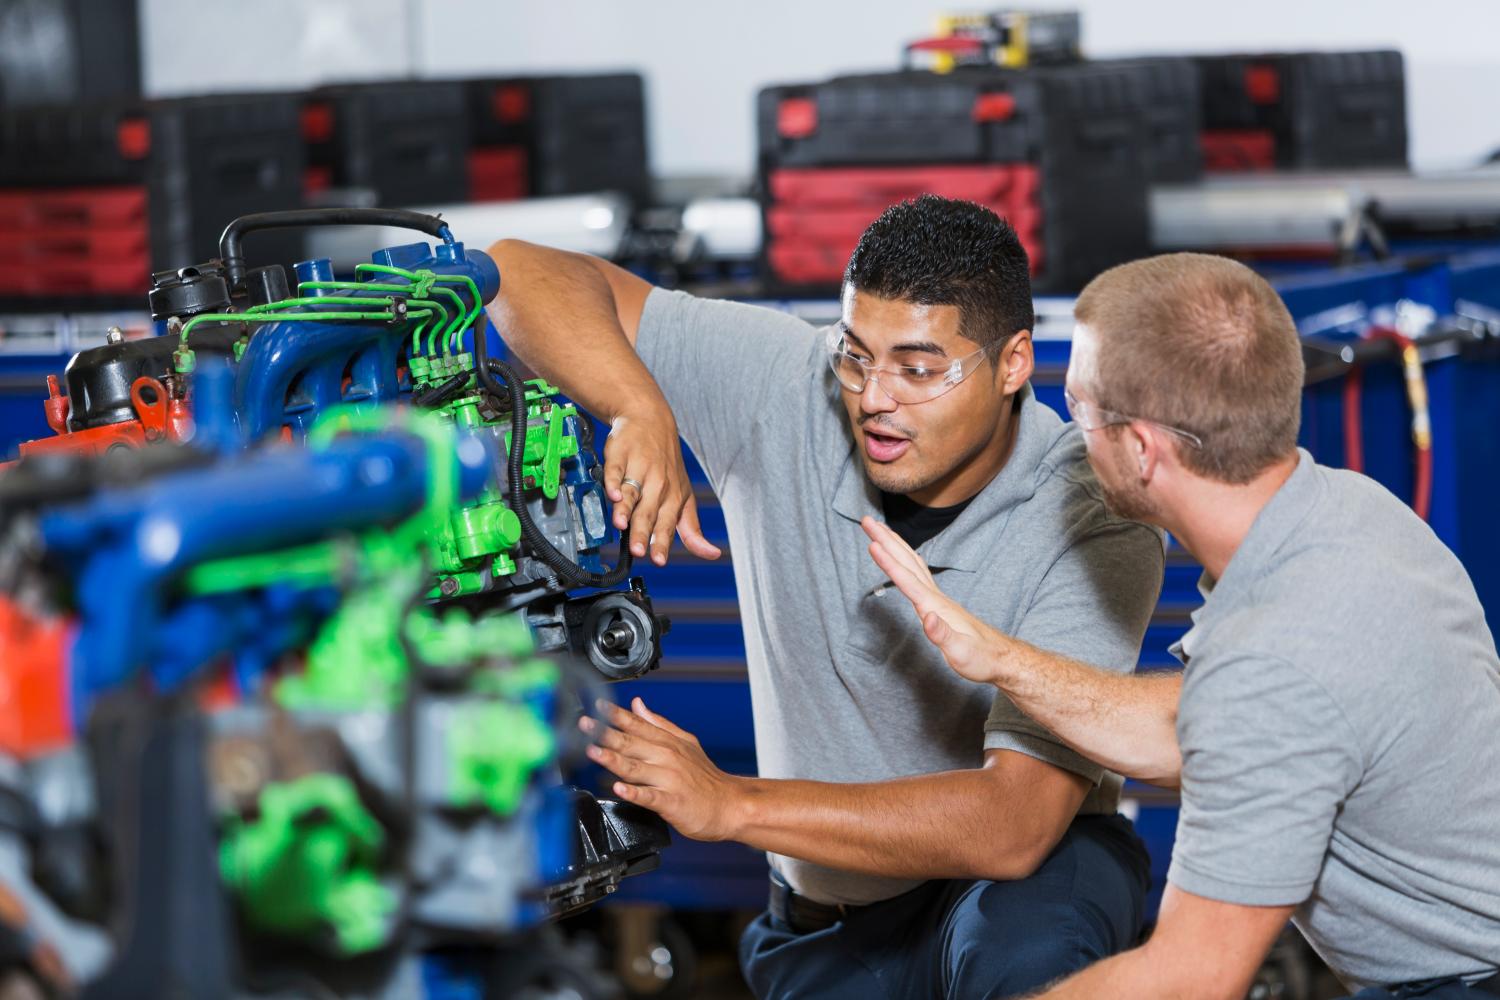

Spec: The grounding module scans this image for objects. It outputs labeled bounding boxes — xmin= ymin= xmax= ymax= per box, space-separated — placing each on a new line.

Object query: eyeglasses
xmin=825 ymin=329 xmax=990 ymax=405
xmin=1063 ymin=387 xmax=1204 ymax=449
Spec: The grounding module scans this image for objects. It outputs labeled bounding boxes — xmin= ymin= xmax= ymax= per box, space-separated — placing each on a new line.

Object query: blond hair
xmin=1074 ymin=253 xmax=1304 ymax=484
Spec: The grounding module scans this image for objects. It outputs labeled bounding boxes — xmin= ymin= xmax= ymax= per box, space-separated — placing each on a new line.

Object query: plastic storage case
xmin=757 ymin=60 xmax=1191 ymax=295
xmin=0 ymin=93 xmax=304 ymax=307
xmin=464 ymin=73 xmax=651 ymax=206
xmin=1197 ymin=50 xmax=1408 ymax=171
xmin=303 ymin=82 xmax=470 ymax=207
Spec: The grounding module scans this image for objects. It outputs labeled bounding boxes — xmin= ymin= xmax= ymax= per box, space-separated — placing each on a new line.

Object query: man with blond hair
xmin=865 ymin=252 xmax=1500 ymax=999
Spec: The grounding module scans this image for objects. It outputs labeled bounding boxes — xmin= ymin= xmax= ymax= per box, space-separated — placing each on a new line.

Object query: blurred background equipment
xmin=2 ymin=3 xmax=1500 ymax=997
xmin=902 ymin=10 xmax=1083 ymax=71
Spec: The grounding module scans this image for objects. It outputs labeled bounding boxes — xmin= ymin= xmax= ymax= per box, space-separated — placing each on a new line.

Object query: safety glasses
xmin=1063 ymin=387 xmax=1203 ymax=449
xmin=825 ymin=329 xmax=990 ymax=405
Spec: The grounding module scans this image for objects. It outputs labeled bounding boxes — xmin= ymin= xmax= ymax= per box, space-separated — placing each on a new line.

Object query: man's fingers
xmin=868 ymin=542 xmax=944 ymax=614
xmin=586 ymin=744 xmax=652 ymax=782
xmin=648 ymin=493 xmax=680 ymax=567
xmin=626 ymin=473 xmax=664 ymax=559
xmin=923 ymin=612 xmax=985 ymax=678
xmin=607 ymin=472 xmax=637 ymax=531
xmin=579 ymin=717 xmax=664 ymax=759
xmin=676 ymin=495 xmax=723 ymax=561
xmin=596 ymin=698 xmax=671 ymax=745
xmin=861 ymin=517 xmax=934 ymax=583
xmin=923 ymin=611 xmax=953 ymax=647
xmin=867 ymin=538 xmax=927 ymax=591
xmin=613 ymin=782 xmax=661 ymax=810
xmin=603 ymin=438 xmax=630 ymax=508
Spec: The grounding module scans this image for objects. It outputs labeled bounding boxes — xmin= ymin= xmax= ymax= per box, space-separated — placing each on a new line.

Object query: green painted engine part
xmin=448 ymin=700 xmax=556 ymax=816
xmin=418 ymin=375 xmax=583 ymax=599
xmin=219 ymin=773 xmax=395 ymax=954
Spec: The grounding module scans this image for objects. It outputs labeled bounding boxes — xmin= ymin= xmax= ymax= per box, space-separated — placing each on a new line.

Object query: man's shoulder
xmin=1024 ymin=421 xmax=1163 ymax=549
xmin=642 ymin=287 xmax=826 ymax=352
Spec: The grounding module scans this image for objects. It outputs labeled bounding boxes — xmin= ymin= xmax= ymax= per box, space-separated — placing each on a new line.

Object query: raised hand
xmin=603 ymin=406 xmax=722 ymax=567
xmin=861 ymin=516 xmax=1009 ymax=685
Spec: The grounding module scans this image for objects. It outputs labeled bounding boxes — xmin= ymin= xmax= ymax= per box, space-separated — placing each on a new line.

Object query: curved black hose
xmin=218 ymin=208 xmax=453 ymax=292
xmin=473 ymin=332 xmax=631 ymax=590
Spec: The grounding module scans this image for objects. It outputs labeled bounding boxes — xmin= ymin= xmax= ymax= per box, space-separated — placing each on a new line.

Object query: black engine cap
xmin=148 ymin=264 xmax=231 ymax=322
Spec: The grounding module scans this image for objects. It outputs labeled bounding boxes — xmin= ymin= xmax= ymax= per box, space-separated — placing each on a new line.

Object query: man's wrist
xmin=719 ymin=774 xmax=763 ymax=844
xmin=607 ymin=392 xmax=675 ymax=432
xmin=981 ymin=628 xmax=1024 ymax=690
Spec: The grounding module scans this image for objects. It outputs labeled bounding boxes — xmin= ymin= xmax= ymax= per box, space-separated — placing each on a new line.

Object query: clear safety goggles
xmin=1063 ymin=387 xmax=1203 ymax=449
xmin=825 ymin=329 xmax=990 ymax=405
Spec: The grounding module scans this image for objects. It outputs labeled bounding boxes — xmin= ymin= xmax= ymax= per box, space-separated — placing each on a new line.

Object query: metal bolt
xmin=439 ymin=577 xmax=460 ymax=596
xmin=523 ymin=475 xmax=537 ymax=489
xmin=599 ymin=622 xmax=635 ymax=652
xmin=106 ymin=326 xmax=125 ymax=344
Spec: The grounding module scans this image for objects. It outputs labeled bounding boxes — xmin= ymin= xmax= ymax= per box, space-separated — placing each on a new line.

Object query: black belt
xmin=1389 ymin=973 xmax=1500 ymax=996
xmin=768 ymin=871 xmax=860 ymax=934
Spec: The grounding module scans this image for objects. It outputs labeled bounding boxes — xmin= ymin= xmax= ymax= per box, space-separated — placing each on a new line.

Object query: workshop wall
xmin=141 ymin=0 xmax=1500 ymax=178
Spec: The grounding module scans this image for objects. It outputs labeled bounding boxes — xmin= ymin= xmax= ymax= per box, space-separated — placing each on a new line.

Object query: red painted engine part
xmin=0 ymin=597 xmax=74 ymax=758
xmin=17 ymin=374 xmax=192 ymax=460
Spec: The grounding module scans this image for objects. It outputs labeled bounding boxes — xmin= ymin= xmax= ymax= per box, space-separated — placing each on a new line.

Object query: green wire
xmin=355 ymin=264 xmax=455 ymax=350
xmin=177 ymin=306 xmax=438 ymax=377
xmin=357 ymin=264 xmax=475 ymax=356
xmin=179 ymin=311 xmax=401 ymax=346
xmin=429 ymin=274 xmax=484 ymax=355
xmin=245 ymin=296 xmax=397 ymax=314
xmin=298 ymin=281 xmax=454 ymax=356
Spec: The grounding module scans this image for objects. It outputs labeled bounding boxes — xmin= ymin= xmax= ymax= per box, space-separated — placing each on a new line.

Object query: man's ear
xmin=1130 ymin=421 xmax=1164 ymax=483
xmin=998 ymin=330 xmax=1034 ymax=394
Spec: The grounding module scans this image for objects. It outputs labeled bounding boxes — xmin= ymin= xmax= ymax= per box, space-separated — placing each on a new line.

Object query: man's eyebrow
xmin=837 ymin=323 xmax=868 ymax=352
xmin=837 ymin=324 xmax=948 ymax=358
xmin=890 ymin=340 xmax=947 ymax=357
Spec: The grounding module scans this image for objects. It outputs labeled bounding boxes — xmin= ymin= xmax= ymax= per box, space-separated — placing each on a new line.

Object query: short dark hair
xmin=843 ymin=194 xmax=1035 ymax=353
xmin=1074 ymin=253 xmax=1304 ymax=484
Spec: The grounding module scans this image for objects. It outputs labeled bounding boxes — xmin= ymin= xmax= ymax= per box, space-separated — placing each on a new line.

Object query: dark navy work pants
xmin=738 ymin=814 xmax=1151 ymax=1000
xmin=1350 ymin=981 xmax=1498 ymax=999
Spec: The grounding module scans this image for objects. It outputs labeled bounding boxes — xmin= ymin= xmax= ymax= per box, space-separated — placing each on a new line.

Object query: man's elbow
xmin=967 ymin=834 xmax=1055 ymax=882
xmin=1130 ymin=747 xmax=1183 ymax=790
xmin=486 ymin=236 xmax=522 ymax=262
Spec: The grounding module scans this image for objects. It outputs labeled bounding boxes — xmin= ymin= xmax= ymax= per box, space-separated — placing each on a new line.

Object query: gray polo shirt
xmin=636 ymin=289 xmax=1164 ymax=906
xmin=1168 ymin=450 xmax=1500 ymax=990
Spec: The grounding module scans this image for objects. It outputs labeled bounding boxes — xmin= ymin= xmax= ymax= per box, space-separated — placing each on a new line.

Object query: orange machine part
xmin=0 ymin=598 xmax=74 ymax=758
xmin=16 ymin=375 xmax=190 ymax=460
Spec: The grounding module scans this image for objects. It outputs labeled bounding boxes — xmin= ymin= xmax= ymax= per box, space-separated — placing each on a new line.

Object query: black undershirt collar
xmin=878 ymin=490 xmax=975 ymax=551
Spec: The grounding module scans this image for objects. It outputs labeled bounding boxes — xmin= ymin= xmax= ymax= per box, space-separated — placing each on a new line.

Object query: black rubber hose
xmin=473 ymin=333 xmax=631 ymax=590
xmin=218 ymin=208 xmax=453 ymax=292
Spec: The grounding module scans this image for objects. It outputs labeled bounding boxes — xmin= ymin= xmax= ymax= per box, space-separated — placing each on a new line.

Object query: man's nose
xmin=860 ymin=375 xmax=899 ymax=415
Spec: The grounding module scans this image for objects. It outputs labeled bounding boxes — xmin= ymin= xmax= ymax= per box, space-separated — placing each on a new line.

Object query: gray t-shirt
xmin=1168 ymin=450 xmax=1500 ymax=990
xmin=636 ymin=289 xmax=1164 ymax=906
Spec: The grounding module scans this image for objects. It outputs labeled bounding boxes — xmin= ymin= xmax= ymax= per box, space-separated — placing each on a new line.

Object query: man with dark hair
xmin=485 ymin=195 xmax=1165 ymax=998
xmin=867 ymin=252 xmax=1500 ymax=999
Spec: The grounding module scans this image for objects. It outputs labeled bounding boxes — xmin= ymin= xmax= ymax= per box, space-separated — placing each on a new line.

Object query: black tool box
xmin=302 ymin=81 xmax=470 ymax=207
xmin=0 ymin=92 xmax=303 ymax=307
xmin=756 ymin=60 xmax=1194 ymax=295
xmin=1197 ymin=50 xmax=1407 ymax=171
xmin=464 ymin=73 xmax=651 ymax=206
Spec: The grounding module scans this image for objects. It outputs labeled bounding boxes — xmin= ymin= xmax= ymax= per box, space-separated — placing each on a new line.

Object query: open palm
xmin=860 ymin=517 xmax=1005 ymax=685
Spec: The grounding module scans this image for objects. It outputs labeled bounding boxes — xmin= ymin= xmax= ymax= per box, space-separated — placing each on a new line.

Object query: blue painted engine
xmin=0 ymin=210 xmax=672 ymax=998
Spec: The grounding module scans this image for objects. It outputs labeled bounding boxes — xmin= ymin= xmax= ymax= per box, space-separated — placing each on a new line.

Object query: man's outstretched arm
xmin=1027 ymin=886 xmax=1292 ymax=1000
xmin=583 ymin=698 xmax=1090 ymax=882
xmin=863 ymin=517 xmax=1184 ymax=786
xmin=484 ymin=239 xmax=719 ymax=566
